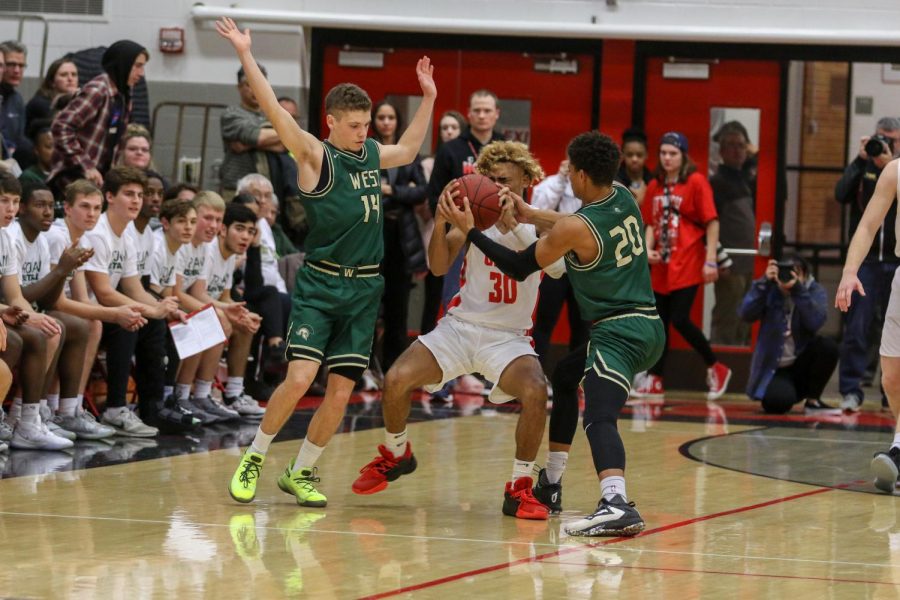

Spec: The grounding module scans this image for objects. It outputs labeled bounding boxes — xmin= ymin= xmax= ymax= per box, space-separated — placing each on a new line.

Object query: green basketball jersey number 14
xmin=299 ymin=138 xmax=384 ymax=267
xmin=565 ymin=182 xmax=657 ymax=321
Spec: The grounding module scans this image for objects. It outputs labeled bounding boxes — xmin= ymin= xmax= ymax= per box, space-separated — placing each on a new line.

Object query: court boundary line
xmin=356 ymin=485 xmax=834 ymax=599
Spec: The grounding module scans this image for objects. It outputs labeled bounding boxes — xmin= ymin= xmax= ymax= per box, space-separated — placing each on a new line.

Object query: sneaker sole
xmin=352 ymin=457 xmax=417 ymax=495
xmin=871 ymin=455 xmax=899 ymax=493
xmin=228 ymin=485 xmax=256 ymax=504
xmin=565 ymin=521 xmax=645 ymax=537
xmin=277 ymin=478 xmax=327 ymax=507
xmin=352 ymin=481 xmax=389 ymax=495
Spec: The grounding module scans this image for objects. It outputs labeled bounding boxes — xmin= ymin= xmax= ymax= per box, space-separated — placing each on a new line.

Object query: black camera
xmin=865 ymin=133 xmax=893 ymax=159
xmin=776 ymin=260 xmax=795 ymax=283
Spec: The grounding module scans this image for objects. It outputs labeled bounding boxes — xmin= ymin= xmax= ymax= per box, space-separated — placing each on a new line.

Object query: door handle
xmin=722 ymin=222 xmax=772 ymax=257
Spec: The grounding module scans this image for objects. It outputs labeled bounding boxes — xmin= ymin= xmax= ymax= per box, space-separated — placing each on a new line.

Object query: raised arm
xmin=216 ymin=17 xmax=320 ymax=164
xmin=378 ymin=58 xmax=437 ymax=169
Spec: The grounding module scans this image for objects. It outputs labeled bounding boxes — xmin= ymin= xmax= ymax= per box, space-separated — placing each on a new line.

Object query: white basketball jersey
xmin=446 ymin=224 xmax=542 ymax=331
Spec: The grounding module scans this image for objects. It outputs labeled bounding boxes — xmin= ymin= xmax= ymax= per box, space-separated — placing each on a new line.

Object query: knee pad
xmin=580 ymin=369 xmax=629 ymax=427
xmin=330 ymin=364 xmax=365 ymax=383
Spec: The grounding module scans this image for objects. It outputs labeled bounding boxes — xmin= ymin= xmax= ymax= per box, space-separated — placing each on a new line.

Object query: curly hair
xmin=567 ymin=131 xmax=620 ymax=187
xmin=476 ymin=141 xmax=544 ymax=182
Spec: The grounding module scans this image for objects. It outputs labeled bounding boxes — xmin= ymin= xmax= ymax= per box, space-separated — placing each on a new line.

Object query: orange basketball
xmin=454 ymin=173 xmax=502 ymax=230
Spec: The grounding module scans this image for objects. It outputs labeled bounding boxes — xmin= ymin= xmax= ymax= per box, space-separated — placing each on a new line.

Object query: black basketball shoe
xmin=564 ymin=494 xmax=645 ymax=537
xmin=871 ymin=446 xmax=900 ymax=493
xmin=532 ymin=468 xmax=562 ymax=514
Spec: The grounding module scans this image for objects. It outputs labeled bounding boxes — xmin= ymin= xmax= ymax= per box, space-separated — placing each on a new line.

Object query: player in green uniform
xmin=217 ymin=17 xmax=436 ymax=507
xmin=440 ymin=131 xmax=664 ymax=536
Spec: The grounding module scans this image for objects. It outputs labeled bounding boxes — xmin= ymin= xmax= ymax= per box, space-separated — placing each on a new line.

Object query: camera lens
xmin=866 ymin=135 xmax=888 ymax=158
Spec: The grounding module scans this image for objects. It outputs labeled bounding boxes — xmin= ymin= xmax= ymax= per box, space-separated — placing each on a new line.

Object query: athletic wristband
xmin=704 ymin=261 xmax=717 ymax=268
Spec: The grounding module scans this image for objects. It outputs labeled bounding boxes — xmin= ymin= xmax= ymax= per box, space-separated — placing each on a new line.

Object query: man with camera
xmin=739 ymin=257 xmax=839 ymax=415
xmin=835 ymin=116 xmax=900 ymax=413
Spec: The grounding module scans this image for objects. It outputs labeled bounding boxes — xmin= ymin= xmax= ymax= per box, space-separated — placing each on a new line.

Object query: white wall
xmin=1 ymin=0 xmax=305 ymax=88
xmin=5 ymin=0 xmax=900 ymax=89
xmin=848 ymin=63 xmax=900 ymax=162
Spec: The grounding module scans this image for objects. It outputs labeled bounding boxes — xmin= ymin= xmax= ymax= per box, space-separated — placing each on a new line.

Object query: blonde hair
xmin=192 ymin=190 xmax=226 ymax=212
xmin=476 ymin=141 xmax=544 ymax=182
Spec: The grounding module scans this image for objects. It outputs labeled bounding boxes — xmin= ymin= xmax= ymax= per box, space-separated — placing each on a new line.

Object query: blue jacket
xmin=739 ymin=276 xmax=828 ymax=399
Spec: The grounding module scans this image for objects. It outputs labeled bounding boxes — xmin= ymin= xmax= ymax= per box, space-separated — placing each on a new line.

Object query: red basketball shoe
xmin=352 ymin=442 xmax=417 ymax=495
xmin=707 ymin=362 xmax=733 ymax=401
xmin=631 ymin=374 xmax=664 ymax=400
xmin=502 ymin=477 xmax=550 ymax=520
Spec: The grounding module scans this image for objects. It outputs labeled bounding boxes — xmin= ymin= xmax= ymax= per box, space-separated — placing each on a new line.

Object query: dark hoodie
xmin=101 ymin=41 xmax=146 ymax=154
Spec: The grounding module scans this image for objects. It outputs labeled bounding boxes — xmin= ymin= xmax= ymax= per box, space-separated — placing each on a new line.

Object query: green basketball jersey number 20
xmin=565 ymin=182 xmax=657 ymax=321
xmin=299 ymin=138 xmax=384 ymax=267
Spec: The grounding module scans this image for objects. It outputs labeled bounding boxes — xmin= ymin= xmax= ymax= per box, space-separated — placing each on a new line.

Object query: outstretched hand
xmin=215 ymin=16 xmax=252 ymax=53
xmin=416 ymin=56 xmax=436 ymax=99
xmin=836 ymin=271 xmax=865 ymax=312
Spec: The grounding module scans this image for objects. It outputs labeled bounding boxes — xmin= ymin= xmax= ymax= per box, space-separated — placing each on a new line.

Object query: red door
xmin=643 ymin=58 xmax=781 ymax=386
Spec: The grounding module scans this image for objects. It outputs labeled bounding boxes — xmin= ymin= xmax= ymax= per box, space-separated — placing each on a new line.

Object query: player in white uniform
xmin=838 ymin=158 xmax=900 ymax=492
xmin=353 ymin=142 xmax=563 ymax=519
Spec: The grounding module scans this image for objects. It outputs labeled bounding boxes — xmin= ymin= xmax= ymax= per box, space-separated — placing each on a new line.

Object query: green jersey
xmin=565 ymin=182 xmax=657 ymax=321
xmin=300 ymin=138 xmax=384 ymax=266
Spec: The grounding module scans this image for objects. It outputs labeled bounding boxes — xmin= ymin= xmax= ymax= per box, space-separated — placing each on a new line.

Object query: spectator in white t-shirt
xmin=126 ymin=168 xmax=164 ymax=282
xmin=11 ymin=181 xmax=108 ymax=440
xmin=175 ymin=202 xmax=263 ymax=419
xmin=82 ymin=166 xmax=197 ymax=436
xmin=0 ymin=175 xmax=71 ymax=451
xmin=46 ymin=179 xmax=144 ymax=437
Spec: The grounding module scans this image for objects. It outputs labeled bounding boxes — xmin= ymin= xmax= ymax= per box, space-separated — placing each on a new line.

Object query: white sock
xmin=512 ymin=459 xmax=535 ymax=483
xmin=292 ymin=439 xmax=325 ymax=472
xmin=47 ymin=393 xmax=60 ymax=412
xmin=385 ymin=429 xmax=408 ymax=458
xmin=175 ymin=384 xmax=191 ymax=401
xmin=193 ymin=379 xmax=213 ymax=400
xmin=225 ymin=376 xmax=244 ymax=398
xmin=545 ymin=451 xmax=568 ymax=484
xmin=9 ymin=397 xmax=22 ymax=424
xmin=39 ymin=398 xmax=48 ymax=412
xmin=601 ymin=475 xmax=627 ymax=502
xmin=105 ymin=406 xmax=129 ymax=417
xmin=892 ymin=432 xmax=900 ymax=451
xmin=163 ymin=385 xmax=173 ymax=399
xmin=59 ymin=397 xmax=80 ymax=417
xmin=249 ymin=428 xmax=276 ymax=456
xmin=21 ymin=403 xmax=40 ymax=424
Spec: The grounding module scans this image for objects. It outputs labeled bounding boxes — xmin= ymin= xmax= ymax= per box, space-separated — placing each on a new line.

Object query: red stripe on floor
xmin=357 ymin=486 xmax=834 ymax=599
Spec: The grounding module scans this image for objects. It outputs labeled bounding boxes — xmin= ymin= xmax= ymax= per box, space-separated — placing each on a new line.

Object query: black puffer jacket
xmin=383 ymin=157 xmax=427 ymax=273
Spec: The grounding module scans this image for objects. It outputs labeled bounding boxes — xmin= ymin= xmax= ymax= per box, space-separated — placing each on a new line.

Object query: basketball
xmin=454 ymin=173 xmax=502 ymax=230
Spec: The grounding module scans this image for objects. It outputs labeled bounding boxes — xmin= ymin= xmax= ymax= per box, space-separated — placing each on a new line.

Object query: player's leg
xmin=495 ymin=352 xmax=550 ymax=520
xmin=870 ymin=279 xmax=900 ymax=491
xmin=564 ymin=318 xmax=664 ymax=537
xmin=872 ymin=356 xmax=900 ymax=492
xmin=353 ymin=339 xmax=444 ymax=494
xmin=77 ymin=319 xmax=102 ymax=407
xmin=533 ymin=342 xmax=588 ymax=513
xmin=229 ymin=358 xmax=320 ymax=504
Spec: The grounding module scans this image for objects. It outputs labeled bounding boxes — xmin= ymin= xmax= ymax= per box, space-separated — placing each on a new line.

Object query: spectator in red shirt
xmin=48 ymin=41 xmax=148 ymax=192
xmin=633 ymin=132 xmax=732 ymax=401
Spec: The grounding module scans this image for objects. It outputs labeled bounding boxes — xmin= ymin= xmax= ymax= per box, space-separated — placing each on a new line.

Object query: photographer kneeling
xmin=740 ymin=256 xmax=840 ymax=415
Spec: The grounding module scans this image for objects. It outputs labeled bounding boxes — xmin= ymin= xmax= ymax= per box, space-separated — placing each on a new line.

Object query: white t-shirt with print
xmin=45 ymin=219 xmax=86 ymax=298
xmin=149 ymin=236 xmax=186 ymax=289
xmin=7 ymin=221 xmax=51 ymax=286
xmin=81 ymin=213 xmax=139 ymax=295
xmin=257 ymin=218 xmax=287 ymax=293
xmin=126 ymin=221 xmax=156 ymax=277
xmin=180 ymin=241 xmax=208 ymax=291
xmin=0 ymin=227 xmax=18 ymax=278
xmin=201 ymin=240 xmax=236 ymax=301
